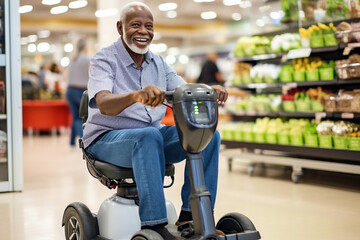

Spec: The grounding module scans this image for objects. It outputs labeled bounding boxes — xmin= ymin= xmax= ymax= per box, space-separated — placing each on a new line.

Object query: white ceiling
xmin=20 ymin=0 xmax=282 ymax=45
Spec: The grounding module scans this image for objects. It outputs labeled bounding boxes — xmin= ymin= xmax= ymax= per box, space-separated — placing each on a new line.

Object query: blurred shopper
xmin=197 ymin=52 xmax=225 ymax=86
xmin=38 ymin=64 xmax=50 ymax=89
xmin=46 ymin=63 xmax=65 ymax=96
xmin=66 ymin=38 xmax=90 ymax=147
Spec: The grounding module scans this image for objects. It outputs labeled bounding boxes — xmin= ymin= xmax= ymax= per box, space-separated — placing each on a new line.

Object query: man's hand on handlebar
xmin=211 ymin=85 xmax=228 ymax=105
xmin=136 ymin=85 xmax=165 ymax=109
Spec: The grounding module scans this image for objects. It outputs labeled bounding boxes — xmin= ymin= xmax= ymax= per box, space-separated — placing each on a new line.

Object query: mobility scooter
xmin=62 ymin=84 xmax=261 ymax=240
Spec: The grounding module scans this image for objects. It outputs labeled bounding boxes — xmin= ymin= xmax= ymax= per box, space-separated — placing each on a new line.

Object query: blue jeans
xmin=87 ymin=126 xmax=220 ymax=226
xmin=66 ymin=87 xmax=85 ymax=146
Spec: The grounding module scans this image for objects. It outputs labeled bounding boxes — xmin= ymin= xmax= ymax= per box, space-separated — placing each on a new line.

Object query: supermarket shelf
xmin=234 ymin=46 xmax=342 ymax=63
xmin=232 ymin=79 xmax=360 ymax=90
xmin=228 ymin=111 xmax=360 ymax=120
xmin=234 ymin=53 xmax=283 ymax=62
xmin=310 ymin=46 xmax=339 ymax=53
xmin=337 ymin=78 xmax=360 ymax=85
xmin=221 ymin=140 xmax=360 ymax=162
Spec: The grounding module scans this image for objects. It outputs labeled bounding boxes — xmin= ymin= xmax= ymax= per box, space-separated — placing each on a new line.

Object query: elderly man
xmin=82 ymin=2 xmax=228 ymax=239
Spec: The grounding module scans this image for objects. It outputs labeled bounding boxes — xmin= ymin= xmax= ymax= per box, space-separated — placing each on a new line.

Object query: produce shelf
xmin=221 ymin=140 xmax=360 ymax=162
xmin=235 ymin=53 xmax=284 ymax=62
xmin=310 ymin=46 xmax=339 ymax=53
xmin=228 ymin=111 xmax=360 ymax=120
xmin=232 ymin=79 xmax=360 ymax=90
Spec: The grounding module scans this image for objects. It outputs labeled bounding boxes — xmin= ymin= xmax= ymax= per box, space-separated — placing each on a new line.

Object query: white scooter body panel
xmin=97 ymin=194 xmax=177 ymax=239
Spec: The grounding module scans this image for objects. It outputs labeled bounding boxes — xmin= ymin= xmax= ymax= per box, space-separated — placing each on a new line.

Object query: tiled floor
xmin=0 ymin=132 xmax=360 ymax=240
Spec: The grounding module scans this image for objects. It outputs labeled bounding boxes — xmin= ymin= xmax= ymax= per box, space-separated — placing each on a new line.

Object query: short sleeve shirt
xmin=82 ymin=38 xmax=186 ymax=148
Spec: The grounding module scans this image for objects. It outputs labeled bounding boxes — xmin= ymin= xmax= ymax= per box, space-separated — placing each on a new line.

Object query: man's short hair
xmin=119 ymin=2 xmax=152 ymax=23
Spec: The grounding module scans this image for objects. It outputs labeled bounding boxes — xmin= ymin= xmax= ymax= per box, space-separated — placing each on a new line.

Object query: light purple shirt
xmin=82 ymin=38 xmax=185 ymax=148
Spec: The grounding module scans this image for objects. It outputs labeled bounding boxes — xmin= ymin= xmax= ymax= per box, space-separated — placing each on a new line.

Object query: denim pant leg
xmin=161 ymin=126 xmax=221 ymax=212
xmin=66 ymin=87 xmax=84 ymax=146
xmin=87 ymin=127 xmax=169 ymax=226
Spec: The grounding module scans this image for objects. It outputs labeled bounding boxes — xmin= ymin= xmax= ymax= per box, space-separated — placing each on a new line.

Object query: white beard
xmin=123 ymin=29 xmax=150 ymax=54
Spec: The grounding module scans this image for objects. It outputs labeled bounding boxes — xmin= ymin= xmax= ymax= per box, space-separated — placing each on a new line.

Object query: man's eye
xmin=132 ymin=23 xmax=140 ymax=27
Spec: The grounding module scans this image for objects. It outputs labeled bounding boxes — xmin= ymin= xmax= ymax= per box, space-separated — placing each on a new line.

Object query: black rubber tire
xmin=62 ymin=202 xmax=99 ymax=240
xmin=131 ymin=229 xmax=164 ymax=240
xmin=216 ymin=212 xmax=256 ymax=235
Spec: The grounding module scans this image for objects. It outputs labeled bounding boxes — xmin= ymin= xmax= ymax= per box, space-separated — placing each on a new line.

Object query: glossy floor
xmin=1 ymin=133 xmax=360 ymax=240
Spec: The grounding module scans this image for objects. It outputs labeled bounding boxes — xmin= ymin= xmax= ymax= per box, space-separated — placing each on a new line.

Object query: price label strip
xmin=341 ymin=113 xmax=354 ymax=119
xmin=315 ymin=112 xmax=326 ymax=123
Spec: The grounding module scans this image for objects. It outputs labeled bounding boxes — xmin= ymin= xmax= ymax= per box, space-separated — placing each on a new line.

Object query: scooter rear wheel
xmin=63 ymin=202 xmax=98 ymax=240
xmin=216 ymin=212 xmax=256 ymax=235
xmin=131 ymin=229 xmax=164 ymax=240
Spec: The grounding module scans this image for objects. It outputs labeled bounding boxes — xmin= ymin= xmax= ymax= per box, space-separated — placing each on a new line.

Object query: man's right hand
xmin=136 ymin=85 xmax=165 ymax=109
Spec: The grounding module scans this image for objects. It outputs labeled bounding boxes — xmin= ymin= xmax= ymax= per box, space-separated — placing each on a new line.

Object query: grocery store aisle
xmin=0 ymin=132 xmax=360 ymax=240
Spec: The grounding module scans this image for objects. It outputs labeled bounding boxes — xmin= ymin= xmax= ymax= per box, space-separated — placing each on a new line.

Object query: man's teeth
xmin=135 ymin=38 xmax=148 ymax=42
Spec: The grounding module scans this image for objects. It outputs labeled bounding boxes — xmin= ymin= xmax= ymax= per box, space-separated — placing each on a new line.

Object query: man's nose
xmin=138 ymin=25 xmax=148 ymax=34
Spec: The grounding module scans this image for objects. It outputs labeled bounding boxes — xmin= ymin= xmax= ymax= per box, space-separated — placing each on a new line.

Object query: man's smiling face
xmin=121 ymin=6 xmax=154 ymax=55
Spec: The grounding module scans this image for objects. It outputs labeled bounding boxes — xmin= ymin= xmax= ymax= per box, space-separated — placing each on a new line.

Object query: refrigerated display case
xmin=0 ymin=0 xmax=22 ymax=192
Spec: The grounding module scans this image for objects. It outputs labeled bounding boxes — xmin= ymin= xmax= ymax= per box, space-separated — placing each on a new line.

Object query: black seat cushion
xmin=92 ymin=160 xmax=175 ymax=180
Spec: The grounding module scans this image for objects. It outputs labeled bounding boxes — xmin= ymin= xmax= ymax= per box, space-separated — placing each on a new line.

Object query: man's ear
xmin=117 ymin=21 xmax=123 ymax=35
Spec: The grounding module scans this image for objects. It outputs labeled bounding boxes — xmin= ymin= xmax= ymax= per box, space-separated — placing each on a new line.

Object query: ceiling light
xmin=167 ymin=11 xmax=177 ymax=18
xmin=19 ymin=5 xmax=33 ymax=14
xmin=158 ymin=3 xmax=177 ymax=11
xmin=239 ymin=0 xmax=252 ymax=8
xmin=38 ymin=30 xmax=51 ymax=38
xmin=179 ymin=55 xmax=189 ymax=64
xmin=223 ymin=0 xmax=240 ymax=6
xmin=64 ymin=43 xmax=73 ymax=53
xmin=37 ymin=42 xmax=50 ymax=52
xmin=95 ymin=8 xmax=118 ymax=18
xmin=28 ymin=35 xmax=38 ymax=43
xmin=42 ymin=0 xmax=61 ymax=5
xmin=21 ymin=37 xmax=28 ymax=45
xmin=166 ymin=55 xmax=176 ymax=65
xmin=69 ymin=0 xmax=88 ymax=9
xmin=194 ymin=0 xmax=215 ymax=2
xmin=150 ymin=43 xmax=168 ymax=53
xmin=232 ymin=13 xmax=242 ymax=21
xmin=256 ymin=19 xmax=265 ymax=27
xmin=28 ymin=44 xmax=37 ymax=53
xmin=168 ymin=47 xmax=180 ymax=55
xmin=61 ymin=57 xmax=70 ymax=67
xmin=201 ymin=11 xmax=217 ymax=20
xmin=50 ymin=6 xmax=69 ymax=14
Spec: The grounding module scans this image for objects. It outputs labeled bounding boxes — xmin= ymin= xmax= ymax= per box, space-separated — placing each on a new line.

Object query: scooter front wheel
xmin=216 ymin=212 xmax=256 ymax=235
xmin=131 ymin=229 xmax=164 ymax=240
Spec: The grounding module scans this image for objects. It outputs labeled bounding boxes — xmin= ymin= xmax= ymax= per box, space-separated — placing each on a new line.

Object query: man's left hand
xmin=211 ymin=85 xmax=228 ymax=105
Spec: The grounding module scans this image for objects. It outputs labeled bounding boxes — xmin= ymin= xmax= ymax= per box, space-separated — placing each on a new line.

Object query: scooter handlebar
xmin=165 ymin=91 xmax=174 ymax=101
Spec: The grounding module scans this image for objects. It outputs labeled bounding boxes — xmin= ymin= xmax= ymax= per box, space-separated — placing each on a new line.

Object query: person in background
xmin=38 ymin=64 xmax=50 ymax=89
xmin=197 ymin=52 xmax=225 ymax=86
xmin=66 ymin=38 xmax=90 ymax=147
xmin=45 ymin=63 xmax=65 ymax=96
xmin=82 ymin=2 xmax=228 ymax=239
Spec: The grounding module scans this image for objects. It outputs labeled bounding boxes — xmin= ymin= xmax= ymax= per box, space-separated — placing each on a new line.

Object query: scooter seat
xmin=92 ymin=160 xmax=175 ymax=180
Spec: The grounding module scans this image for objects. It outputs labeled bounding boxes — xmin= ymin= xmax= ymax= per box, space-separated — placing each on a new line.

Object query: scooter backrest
xmin=79 ymin=90 xmax=89 ymax=123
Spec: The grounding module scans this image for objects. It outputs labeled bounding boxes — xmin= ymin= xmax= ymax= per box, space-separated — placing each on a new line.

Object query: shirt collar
xmin=115 ymin=37 xmax=154 ymax=66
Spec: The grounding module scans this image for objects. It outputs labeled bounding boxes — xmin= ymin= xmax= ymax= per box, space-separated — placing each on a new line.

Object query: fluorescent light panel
xmin=201 ymin=11 xmax=217 ymax=20
xmin=158 ymin=3 xmax=177 ymax=11
xmin=50 ymin=6 xmax=69 ymax=14
xmin=95 ymin=8 xmax=118 ymax=18
xmin=19 ymin=5 xmax=33 ymax=14
xmin=42 ymin=0 xmax=61 ymax=5
xmin=69 ymin=0 xmax=88 ymax=9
